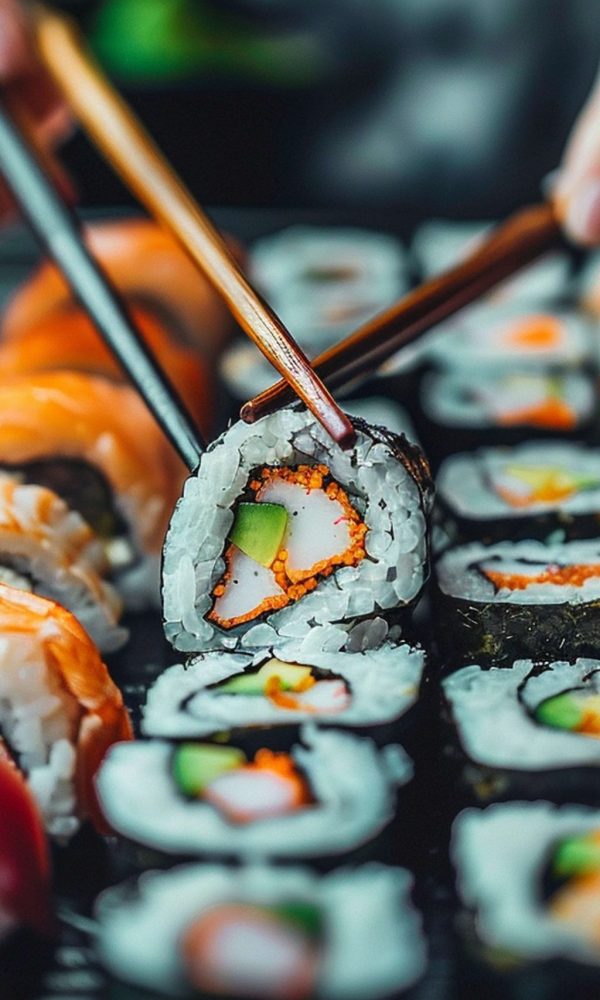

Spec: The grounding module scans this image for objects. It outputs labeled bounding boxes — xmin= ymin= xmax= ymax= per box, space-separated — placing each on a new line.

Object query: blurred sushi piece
xmin=0 ymin=372 xmax=184 ymax=609
xmin=251 ymin=226 xmax=408 ymax=351
xmin=0 ymin=474 xmax=125 ymax=652
xmin=442 ymin=658 xmax=600 ymax=803
xmin=0 ymin=305 xmax=215 ymax=436
xmin=0 ymin=584 xmax=132 ymax=839
xmin=95 ymin=861 xmax=426 ymax=998
xmin=1 ymin=217 xmax=236 ymax=355
xmin=418 ymin=368 xmax=597 ymax=464
xmin=142 ymin=641 xmax=424 ymax=739
xmin=453 ymin=801 xmax=600 ymax=970
xmin=425 ymin=307 xmax=593 ymax=374
xmin=412 ymin=220 xmax=571 ymax=307
xmin=0 ymin=748 xmax=52 ymax=939
xmin=436 ymin=441 xmax=600 ymax=545
xmin=435 ymin=538 xmax=600 ymax=667
xmin=96 ymin=727 xmax=410 ymax=858
xmin=162 ymin=408 xmax=432 ymax=655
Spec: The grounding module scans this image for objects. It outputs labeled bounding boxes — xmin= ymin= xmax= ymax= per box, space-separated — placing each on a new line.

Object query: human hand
xmin=554 ymin=72 xmax=600 ymax=246
xmin=0 ymin=0 xmax=73 ymax=222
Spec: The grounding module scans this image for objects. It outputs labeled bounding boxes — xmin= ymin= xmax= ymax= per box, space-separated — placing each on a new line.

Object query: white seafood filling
xmin=426 ymin=307 xmax=591 ymax=371
xmin=142 ymin=643 xmax=423 ymax=738
xmin=96 ymin=862 xmax=426 ymax=998
xmin=438 ymin=441 xmax=600 ymax=521
xmin=96 ymin=726 xmax=411 ymax=858
xmin=436 ymin=539 xmax=600 ymax=605
xmin=422 ymin=370 xmax=594 ymax=429
xmin=453 ymin=802 xmax=600 ymax=964
xmin=444 ymin=659 xmax=600 ymax=770
xmin=163 ymin=409 xmax=428 ymax=654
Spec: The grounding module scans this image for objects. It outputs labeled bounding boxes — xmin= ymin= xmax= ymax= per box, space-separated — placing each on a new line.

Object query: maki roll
xmin=142 ymin=641 xmax=424 ymax=738
xmin=0 ymin=584 xmax=132 ymax=838
xmin=453 ymin=801 xmax=600 ymax=969
xmin=95 ymin=862 xmax=426 ymax=998
xmin=0 ymin=372 xmax=184 ymax=609
xmin=442 ymin=659 xmax=600 ymax=803
xmin=96 ymin=727 xmax=410 ymax=858
xmin=163 ymin=409 xmax=432 ymax=654
xmin=0 ymin=475 xmax=125 ymax=652
xmin=436 ymin=441 xmax=600 ymax=545
xmin=419 ymin=369 xmax=596 ymax=462
xmin=435 ymin=539 xmax=600 ymax=666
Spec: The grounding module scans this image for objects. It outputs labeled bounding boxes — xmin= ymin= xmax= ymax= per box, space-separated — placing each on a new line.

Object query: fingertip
xmin=560 ymin=178 xmax=600 ymax=247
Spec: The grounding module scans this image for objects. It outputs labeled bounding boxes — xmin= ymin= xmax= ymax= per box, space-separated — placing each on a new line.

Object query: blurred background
xmin=49 ymin=1 xmax=600 ymax=220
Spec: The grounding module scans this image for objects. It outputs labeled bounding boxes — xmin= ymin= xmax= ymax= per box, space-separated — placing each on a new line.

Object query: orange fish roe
xmin=209 ymin=464 xmax=367 ymax=629
xmin=484 ymin=564 xmax=600 ymax=591
xmin=498 ymin=398 xmax=577 ymax=431
xmin=495 ymin=482 xmax=577 ymax=508
xmin=264 ymin=671 xmax=317 ymax=711
xmin=504 ymin=315 xmax=562 ymax=351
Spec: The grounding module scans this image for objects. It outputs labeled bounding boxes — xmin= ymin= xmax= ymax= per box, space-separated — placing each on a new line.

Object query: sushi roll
xmin=426 ymin=307 xmax=593 ymax=374
xmin=436 ymin=441 xmax=600 ymax=545
xmin=0 ymin=371 xmax=184 ymax=609
xmin=0 ymin=584 xmax=132 ymax=838
xmin=453 ymin=801 xmax=600 ymax=971
xmin=0 ymin=749 xmax=52 ymax=939
xmin=435 ymin=538 xmax=600 ymax=666
xmin=442 ymin=659 xmax=600 ymax=803
xmin=96 ymin=726 xmax=410 ymax=858
xmin=95 ymin=861 xmax=426 ymax=998
xmin=2 ymin=217 xmax=235 ymax=353
xmin=0 ymin=304 xmax=214 ymax=435
xmin=163 ymin=408 xmax=432 ymax=654
xmin=418 ymin=368 xmax=597 ymax=462
xmin=142 ymin=641 xmax=424 ymax=739
xmin=251 ymin=226 xmax=408 ymax=350
xmin=0 ymin=474 xmax=125 ymax=652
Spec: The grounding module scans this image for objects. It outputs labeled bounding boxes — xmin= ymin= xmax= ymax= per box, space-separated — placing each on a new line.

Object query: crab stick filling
xmin=475 ymin=374 xmax=577 ymax=430
xmin=181 ymin=902 xmax=320 ymax=999
xmin=172 ymin=743 xmax=311 ymax=824
xmin=535 ymin=690 xmax=600 ymax=738
xmin=546 ymin=831 xmax=600 ymax=943
xmin=209 ymin=465 xmax=367 ymax=629
xmin=215 ymin=658 xmax=351 ymax=715
xmin=480 ymin=559 xmax=600 ymax=592
xmin=491 ymin=464 xmax=600 ymax=508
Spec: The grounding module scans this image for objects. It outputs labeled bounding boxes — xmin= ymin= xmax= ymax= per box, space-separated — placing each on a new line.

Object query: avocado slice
xmin=173 ymin=743 xmax=246 ymax=796
xmin=535 ymin=692 xmax=583 ymax=732
xmin=229 ymin=502 xmax=288 ymax=567
xmin=218 ymin=658 xmax=314 ymax=696
xmin=553 ymin=835 xmax=600 ymax=878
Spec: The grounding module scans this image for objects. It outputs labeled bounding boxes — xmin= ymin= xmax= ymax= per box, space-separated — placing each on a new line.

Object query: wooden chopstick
xmin=0 ymin=94 xmax=205 ymax=472
xmin=241 ymin=202 xmax=564 ymax=422
xmin=33 ymin=4 xmax=355 ymax=450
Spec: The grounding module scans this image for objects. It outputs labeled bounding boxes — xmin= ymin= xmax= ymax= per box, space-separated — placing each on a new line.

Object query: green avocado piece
xmin=218 ymin=658 xmax=313 ymax=696
xmin=172 ymin=743 xmax=246 ymax=796
xmin=229 ymin=502 xmax=288 ymax=567
xmin=535 ymin=693 xmax=583 ymax=732
xmin=553 ymin=835 xmax=600 ymax=878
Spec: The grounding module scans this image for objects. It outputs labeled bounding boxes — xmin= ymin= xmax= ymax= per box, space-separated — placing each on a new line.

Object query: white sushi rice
xmin=437 ymin=441 xmax=600 ymax=522
xmin=95 ymin=861 xmax=426 ymax=998
xmin=96 ymin=725 xmax=411 ymax=858
xmin=426 ymin=307 xmax=591 ymax=371
xmin=437 ymin=539 xmax=600 ymax=606
xmin=0 ymin=479 xmax=126 ymax=652
xmin=162 ymin=409 xmax=429 ymax=654
xmin=453 ymin=802 xmax=600 ymax=965
xmin=444 ymin=659 xmax=600 ymax=770
xmin=422 ymin=369 xmax=595 ymax=430
xmin=142 ymin=642 xmax=424 ymax=738
xmin=0 ymin=627 xmax=82 ymax=839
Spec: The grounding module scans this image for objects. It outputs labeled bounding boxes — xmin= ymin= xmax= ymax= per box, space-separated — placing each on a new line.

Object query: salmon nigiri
xmin=0 ymin=371 xmax=185 ymax=608
xmin=2 ymin=217 xmax=238 ymax=353
xmin=0 ymin=305 xmax=214 ymax=436
xmin=0 ymin=584 xmax=132 ymax=838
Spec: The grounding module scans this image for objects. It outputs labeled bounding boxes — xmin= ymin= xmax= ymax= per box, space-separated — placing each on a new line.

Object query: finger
xmin=554 ymin=72 xmax=600 ymax=245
